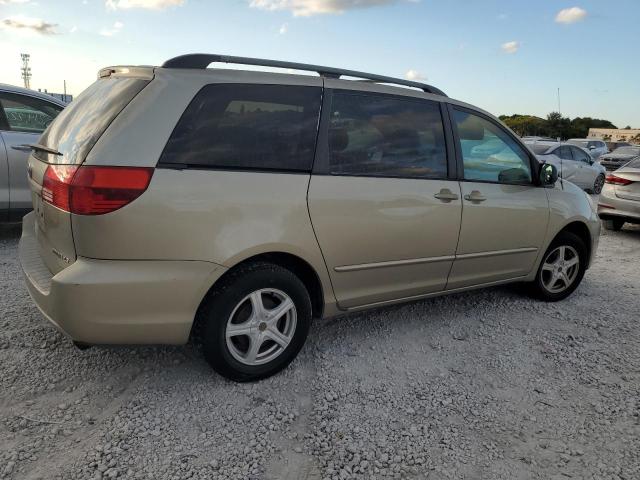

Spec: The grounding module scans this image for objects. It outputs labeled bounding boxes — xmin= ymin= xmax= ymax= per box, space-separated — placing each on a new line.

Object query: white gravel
xmin=1 ymin=222 xmax=639 ymax=480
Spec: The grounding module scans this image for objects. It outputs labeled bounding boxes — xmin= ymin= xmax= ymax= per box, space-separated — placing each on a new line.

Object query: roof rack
xmin=161 ymin=54 xmax=447 ymax=97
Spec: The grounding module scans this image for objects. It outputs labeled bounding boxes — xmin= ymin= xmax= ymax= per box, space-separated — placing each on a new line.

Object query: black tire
xmin=196 ymin=262 xmax=312 ymax=382
xmin=527 ymin=231 xmax=587 ymax=302
xmin=592 ymin=174 xmax=605 ymax=195
xmin=602 ymin=218 xmax=624 ymax=231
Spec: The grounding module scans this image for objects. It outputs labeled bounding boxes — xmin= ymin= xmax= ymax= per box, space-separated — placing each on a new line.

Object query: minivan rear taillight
xmin=42 ymin=165 xmax=154 ymax=215
xmin=605 ymin=174 xmax=633 ymax=186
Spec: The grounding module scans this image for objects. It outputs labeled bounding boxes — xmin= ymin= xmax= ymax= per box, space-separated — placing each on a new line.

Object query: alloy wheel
xmin=225 ymin=288 xmax=297 ymax=366
xmin=541 ymin=245 xmax=580 ymax=294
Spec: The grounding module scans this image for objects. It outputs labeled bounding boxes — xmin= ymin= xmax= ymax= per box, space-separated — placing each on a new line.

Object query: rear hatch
xmin=28 ymin=67 xmax=152 ymax=274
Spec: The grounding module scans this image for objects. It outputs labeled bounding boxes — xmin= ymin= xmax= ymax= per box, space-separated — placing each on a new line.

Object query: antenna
xmin=557 ymin=87 xmax=561 ymax=116
xmin=21 ymin=53 xmax=32 ymax=89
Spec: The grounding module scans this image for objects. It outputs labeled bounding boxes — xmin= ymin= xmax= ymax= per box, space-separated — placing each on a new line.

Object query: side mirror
xmin=539 ymin=163 xmax=558 ymax=186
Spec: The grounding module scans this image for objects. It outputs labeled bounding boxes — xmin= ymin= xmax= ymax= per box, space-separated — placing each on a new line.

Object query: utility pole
xmin=557 ymin=87 xmax=561 ymax=116
xmin=20 ymin=53 xmax=32 ymax=89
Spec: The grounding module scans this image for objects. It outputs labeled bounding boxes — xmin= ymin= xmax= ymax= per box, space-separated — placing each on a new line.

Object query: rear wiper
xmin=27 ymin=144 xmax=62 ymax=156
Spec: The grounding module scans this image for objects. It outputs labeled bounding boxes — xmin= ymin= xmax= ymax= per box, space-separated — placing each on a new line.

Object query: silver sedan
xmin=598 ymin=158 xmax=640 ymax=230
xmin=525 ymin=141 xmax=607 ymax=194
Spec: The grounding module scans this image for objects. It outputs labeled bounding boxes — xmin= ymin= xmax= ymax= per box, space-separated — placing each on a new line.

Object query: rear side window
xmin=39 ymin=77 xmax=149 ymax=164
xmin=328 ymin=92 xmax=447 ymax=178
xmin=0 ymin=93 xmax=63 ymax=134
xmin=160 ymin=84 xmax=322 ymax=172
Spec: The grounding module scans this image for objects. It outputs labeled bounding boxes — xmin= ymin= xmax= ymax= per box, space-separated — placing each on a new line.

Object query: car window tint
xmin=160 ymin=84 xmax=322 ymax=172
xmin=327 ymin=92 xmax=447 ymax=179
xmin=0 ymin=93 xmax=63 ymax=134
xmin=453 ymin=109 xmax=532 ymax=183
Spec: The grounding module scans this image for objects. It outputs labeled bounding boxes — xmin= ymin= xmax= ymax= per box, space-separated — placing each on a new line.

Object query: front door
xmin=446 ymin=107 xmax=549 ymax=289
xmin=308 ymin=88 xmax=461 ymax=309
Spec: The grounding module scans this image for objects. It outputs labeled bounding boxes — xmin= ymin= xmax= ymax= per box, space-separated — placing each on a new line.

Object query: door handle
xmin=434 ymin=189 xmax=459 ymax=202
xmin=463 ymin=190 xmax=487 ymax=203
xmin=12 ymin=145 xmax=32 ymax=152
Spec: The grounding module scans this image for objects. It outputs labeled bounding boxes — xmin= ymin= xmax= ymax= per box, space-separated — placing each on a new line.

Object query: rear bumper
xmin=598 ymin=190 xmax=640 ymax=223
xmin=19 ymin=212 xmax=226 ymax=345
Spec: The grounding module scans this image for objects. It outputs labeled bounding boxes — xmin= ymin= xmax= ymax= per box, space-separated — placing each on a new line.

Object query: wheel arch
xmin=191 ymin=251 xmax=325 ymax=342
xmin=557 ymin=220 xmax=592 ymax=259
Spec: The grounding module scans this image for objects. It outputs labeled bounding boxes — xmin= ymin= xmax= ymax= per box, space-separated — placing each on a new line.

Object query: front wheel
xmin=527 ymin=232 xmax=587 ymax=302
xmin=197 ymin=262 xmax=312 ymax=382
xmin=592 ymin=174 xmax=605 ymax=194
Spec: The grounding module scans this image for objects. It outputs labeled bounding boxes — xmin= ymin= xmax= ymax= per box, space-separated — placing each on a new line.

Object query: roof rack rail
xmin=161 ymin=54 xmax=447 ymax=97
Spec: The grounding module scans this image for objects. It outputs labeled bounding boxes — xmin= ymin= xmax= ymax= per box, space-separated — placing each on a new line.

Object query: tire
xmin=592 ymin=174 xmax=605 ymax=195
xmin=196 ymin=262 xmax=312 ymax=382
xmin=602 ymin=218 xmax=624 ymax=231
xmin=527 ymin=231 xmax=587 ymax=302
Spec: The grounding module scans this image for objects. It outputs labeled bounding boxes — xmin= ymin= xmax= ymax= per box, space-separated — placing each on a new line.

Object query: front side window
xmin=0 ymin=93 xmax=63 ymax=134
xmin=327 ymin=92 xmax=447 ymax=178
xmin=453 ymin=109 xmax=532 ymax=183
xmin=161 ymin=84 xmax=322 ymax=171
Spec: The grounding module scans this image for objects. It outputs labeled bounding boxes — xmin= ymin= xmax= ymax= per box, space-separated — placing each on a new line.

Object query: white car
xmin=525 ymin=141 xmax=607 ymax=194
xmin=567 ymin=138 xmax=609 ymax=160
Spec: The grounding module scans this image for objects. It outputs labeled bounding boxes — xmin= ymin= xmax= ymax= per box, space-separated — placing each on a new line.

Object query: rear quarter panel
xmin=71 ymin=169 xmax=338 ymax=315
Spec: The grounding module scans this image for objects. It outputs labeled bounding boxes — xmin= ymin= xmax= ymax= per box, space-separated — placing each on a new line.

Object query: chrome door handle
xmin=434 ymin=189 xmax=459 ymax=202
xmin=12 ymin=144 xmax=32 ymax=152
xmin=463 ymin=190 xmax=487 ymax=203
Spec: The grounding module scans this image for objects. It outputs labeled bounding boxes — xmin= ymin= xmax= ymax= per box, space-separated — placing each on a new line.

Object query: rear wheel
xmin=592 ymin=174 xmax=605 ymax=194
xmin=527 ymin=231 xmax=587 ymax=301
xmin=602 ymin=218 xmax=624 ymax=231
xmin=197 ymin=262 xmax=312 ymax=382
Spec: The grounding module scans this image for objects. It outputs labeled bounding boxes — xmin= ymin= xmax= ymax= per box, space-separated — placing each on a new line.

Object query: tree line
xmin=499 ymin=112 xmax=617 ymax=140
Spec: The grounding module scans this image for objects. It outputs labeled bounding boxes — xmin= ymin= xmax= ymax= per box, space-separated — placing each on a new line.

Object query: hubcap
xmin=594 ymin=175 xmax=605 ymax=194
xmin=541 ymin=245 xmax=580 ymax=294
xmin=225 ymin=288 xmax=297 ymax=366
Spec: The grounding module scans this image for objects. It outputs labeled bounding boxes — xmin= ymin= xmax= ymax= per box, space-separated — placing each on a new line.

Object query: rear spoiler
xmin=97 ymin=66 xmax=155 ymax=80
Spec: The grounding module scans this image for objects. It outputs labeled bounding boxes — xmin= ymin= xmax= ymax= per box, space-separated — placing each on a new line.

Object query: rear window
xmin=39 ymin=77 xmax=149 ymax=164
xmin=528 ymin=144 xmax=553 ymax=155
xmin=626 ymin=158 xmax=640 ymax=169
xmin=160 ymin=84 xmax=322 ymax=172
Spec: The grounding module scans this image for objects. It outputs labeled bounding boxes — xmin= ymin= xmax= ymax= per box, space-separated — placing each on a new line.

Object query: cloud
xmin=250 ymin=0 xmax=402 ymax=16
xmin=106 ymin=0 xmax=184 ymax=10
xmin=555 ymin=6 xmax=587 ymax=24
xmin=404 ymin=69 xmax=426 ymax=81
xmin=501 ymin=41 xmax=520 ymax=54
xmin=0 ymin=0 xmax=30 ymax=4
xmin=279 ymin=22 xmax=288 ymax=34
xmin=99 ymin=20 xmax=124 ymax=36
xmin=1 ymin=16 xmax=58 ymax=35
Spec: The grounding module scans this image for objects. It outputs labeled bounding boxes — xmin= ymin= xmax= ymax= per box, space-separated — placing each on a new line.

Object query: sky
xmin=0 ymin=0 xmax=638 ymax=128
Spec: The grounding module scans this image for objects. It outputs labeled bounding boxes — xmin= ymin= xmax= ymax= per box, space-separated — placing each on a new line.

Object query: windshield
xmin=38 ymin=76 xmax=150 ymax=164
xmin=613 ymin=146 xmax=640 ymax=155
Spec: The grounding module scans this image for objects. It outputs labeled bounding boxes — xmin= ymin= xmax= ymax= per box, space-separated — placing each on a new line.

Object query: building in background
xmin=588 ymin=128 xmax=640 ymax=143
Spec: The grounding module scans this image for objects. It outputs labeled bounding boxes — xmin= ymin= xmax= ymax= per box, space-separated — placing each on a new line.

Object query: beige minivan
xmin=20 ymin=54 xmax=600 ymax=381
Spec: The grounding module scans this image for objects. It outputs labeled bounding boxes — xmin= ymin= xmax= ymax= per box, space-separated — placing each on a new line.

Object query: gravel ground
xmin=1 ymin=222 xmax=639 ymax=480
